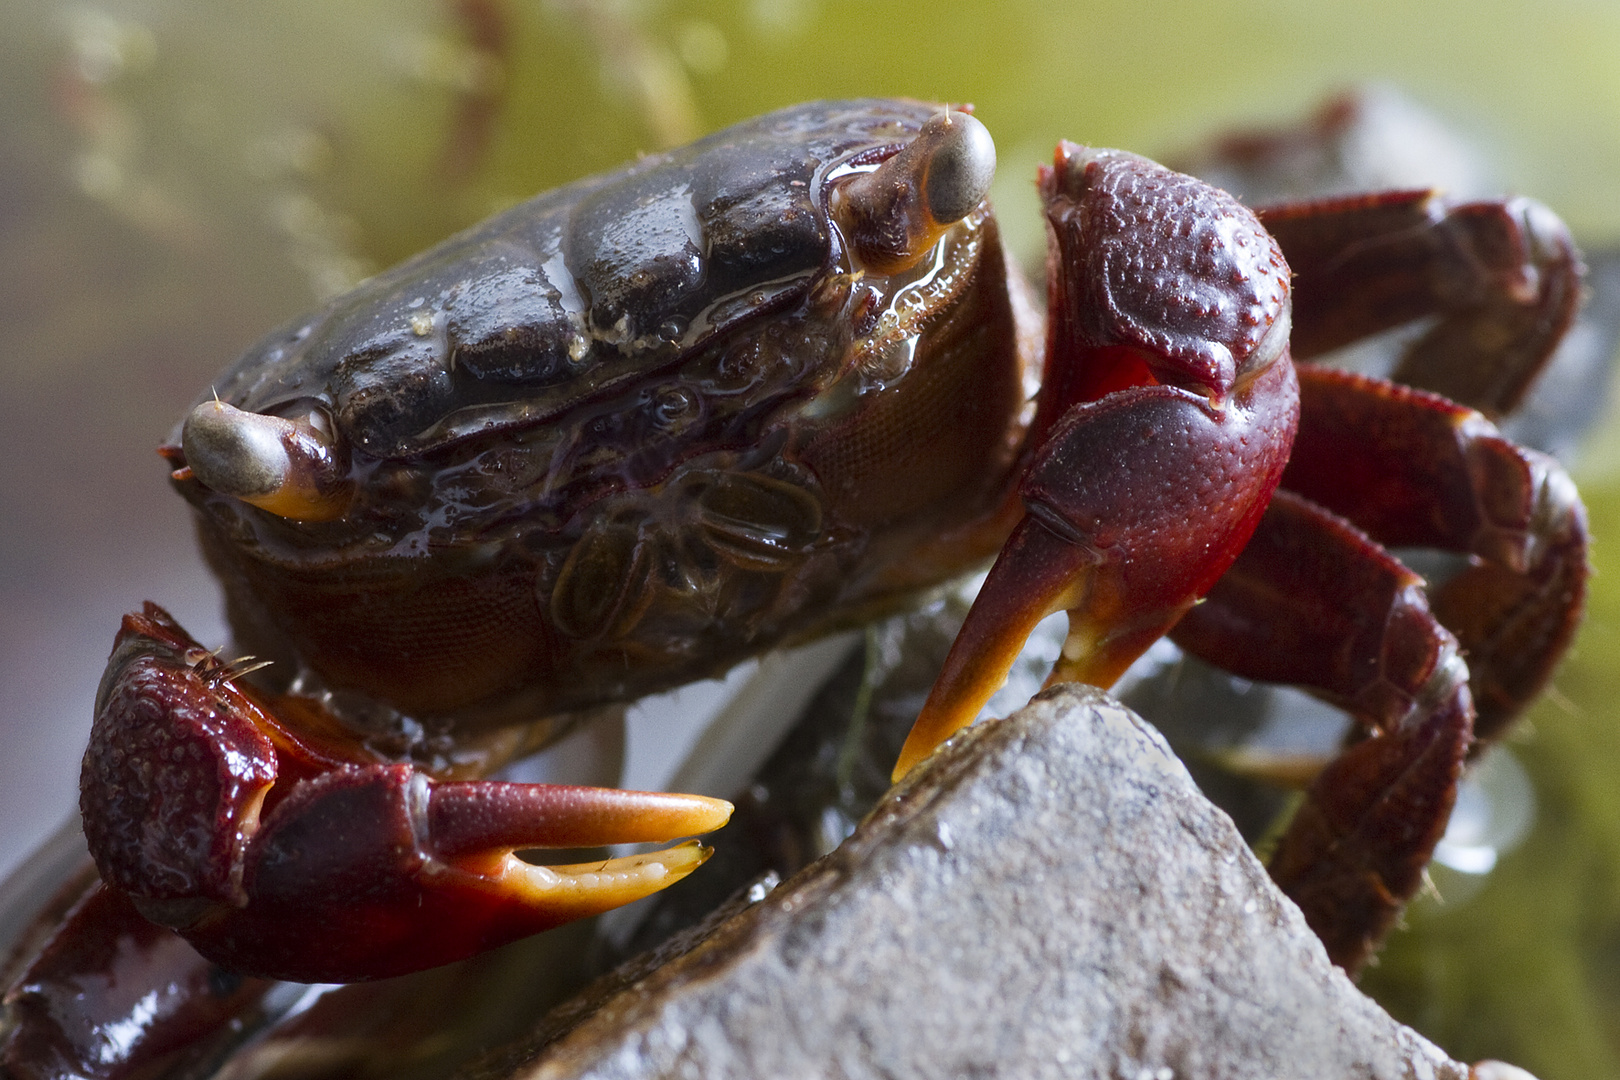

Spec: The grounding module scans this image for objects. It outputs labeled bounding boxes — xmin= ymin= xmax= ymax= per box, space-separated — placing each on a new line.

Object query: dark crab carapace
xmin=69 ymin=99 xmax=1586 ymax=985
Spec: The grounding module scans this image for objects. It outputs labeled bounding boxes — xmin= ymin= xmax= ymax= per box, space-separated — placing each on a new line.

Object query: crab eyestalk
xmin=178 ymin=399 xmax=354 ymax=521
xmin=830 ymin=109 xmax=996 ymax=274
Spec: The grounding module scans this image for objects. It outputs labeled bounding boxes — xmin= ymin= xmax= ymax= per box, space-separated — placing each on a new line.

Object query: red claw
xmin=896 ymin=146 xmax=1299 ymax=778
xmin=80 ymin=605 xmax=731 ymax=982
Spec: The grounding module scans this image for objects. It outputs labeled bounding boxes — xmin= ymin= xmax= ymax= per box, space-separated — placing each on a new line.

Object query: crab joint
xmin=180 ymin=399 xmax=353 ymax=521
xmin=830 ymin=109 xmax=996 ymax=276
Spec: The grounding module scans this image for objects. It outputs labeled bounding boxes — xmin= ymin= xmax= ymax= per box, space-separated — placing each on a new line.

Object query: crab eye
xmin=180 ymin=399 xmax=353 ymax=521
xmin=921 ymin=111 xmax=998 ymax=224
xmin=831 ymin=109 xmax=996 ymax=275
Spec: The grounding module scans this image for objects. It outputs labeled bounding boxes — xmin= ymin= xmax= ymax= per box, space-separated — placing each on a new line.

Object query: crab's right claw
xmin=895 ymin=146 xmax=1299 ymax=780
xmin=81 ymin=604 xmax=731 ymax=983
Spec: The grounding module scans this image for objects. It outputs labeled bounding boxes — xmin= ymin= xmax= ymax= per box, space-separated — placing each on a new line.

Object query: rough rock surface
xmin=469 ymin=685 xmax=1467 ymax=1080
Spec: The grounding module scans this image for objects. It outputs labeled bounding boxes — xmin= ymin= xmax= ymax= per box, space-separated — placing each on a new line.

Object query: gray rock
xmin=470 ymin=685 xmax=1468 ymax=1080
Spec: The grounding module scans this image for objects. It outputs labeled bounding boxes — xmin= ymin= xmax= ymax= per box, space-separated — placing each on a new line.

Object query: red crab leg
xmin=3 ymin=880 xmax=278 ymax=1078
xmin=1170 ymin=490 xmax=1472 ymax=974
xmin=1170 ymin=366 xmax=1588 ymax=972
xmin=1281 ymin=366 xmax=1588 ymax=743
xmin=894 ymin=145 xmax=1299 ymax=779
xmin=1261 ymin=188 xmax=1583 ymax=419
xmin=80 ymin=605 xmax=732 ymax=982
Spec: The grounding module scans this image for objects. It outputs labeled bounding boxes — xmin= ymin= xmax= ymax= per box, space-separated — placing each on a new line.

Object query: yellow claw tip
xmin=676 ymin=795 xmax=734 ymax=837
xmin=891 ymin=740 xmax=930 ymax=785
xmin=497 ymin=840 xmax=715 ymax=919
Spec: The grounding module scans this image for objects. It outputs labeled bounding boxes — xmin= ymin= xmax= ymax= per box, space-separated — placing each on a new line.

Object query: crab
xmin=35 ymin=98 xmax=1586 ymax=1001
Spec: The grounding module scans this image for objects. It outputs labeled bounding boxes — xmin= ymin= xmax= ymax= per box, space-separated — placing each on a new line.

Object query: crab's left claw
xmin=81 ymin=605 xmax=731 ymax=982
xmin=895 ymin=147 xmax=1300 ymax=779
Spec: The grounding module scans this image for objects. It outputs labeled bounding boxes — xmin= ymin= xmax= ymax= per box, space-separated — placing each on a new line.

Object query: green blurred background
xmin=3 ymin=0 xmax=1620 ymax=1073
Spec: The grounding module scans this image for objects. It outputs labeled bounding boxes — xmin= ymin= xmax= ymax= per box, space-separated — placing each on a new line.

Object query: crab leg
xmin=3 ymin=880 xmax=280 ymax=1077
xmin=1281 ymin=366 xmax=1588 ymax=743
xmin=894 ymin=146 xmax=1299 ymax=779
xmin=80 ymin=605 xmax=732 ymax=982
xmin=1169 ymin=365 xmax=1589 ymax=972
xmin=1261 ymin=189 xmax=1583 ymax=419
xmin=1171 ymin=489 xmax=1473 ymax=973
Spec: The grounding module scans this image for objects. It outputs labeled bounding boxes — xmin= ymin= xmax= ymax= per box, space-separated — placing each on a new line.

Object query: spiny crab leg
xmin=894 ymin=145 xmax=1299 ymax=779
xmin=1172 ymin=490 xmax=1474 ymax=972
xmin=81 ymin=604 xmax=731 ymax=982
xmin=1281 ymin=366 xmax=1588 ymax=742
xmin=1262 ymin=189 xmax=1583 ymax=419
xmin=1164 ymin=236 xmax=1588 ymax=972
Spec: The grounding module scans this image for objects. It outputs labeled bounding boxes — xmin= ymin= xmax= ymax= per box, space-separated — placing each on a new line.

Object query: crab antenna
xmin=180 ymin=400 xmax=353 ymax=521
xmin=831 ymin=109 xmax=996 ymax=275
